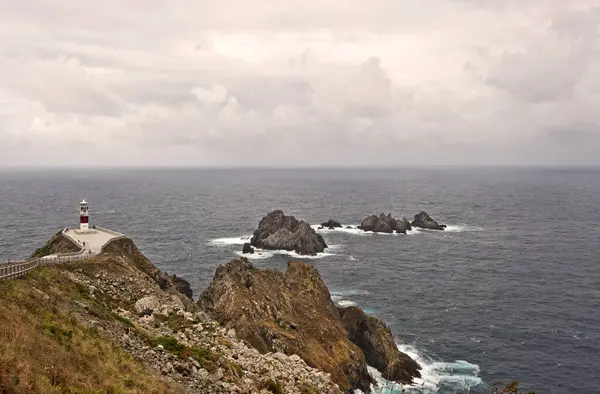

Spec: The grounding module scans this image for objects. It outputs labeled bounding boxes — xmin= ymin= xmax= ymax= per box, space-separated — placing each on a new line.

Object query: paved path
xmin=63 ymin=227 xmax=123 ymax=254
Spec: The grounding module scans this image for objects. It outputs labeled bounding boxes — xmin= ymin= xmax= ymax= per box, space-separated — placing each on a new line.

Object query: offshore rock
xmin=359 ymin=213 xmax=397 ymax=233
xmin=321 ymin=219 xmax=342 ymax=229
xmin=199 ymin=258 xmax=373 ymax=393
xmin=338 ymin=306 xmax=421 ymax=384
xmin=411 ymin=211 xmax=446 ymax=230
xmin=250 ymin=210 xmax=327 ymax=255
xmin=242 ymin=243 xmax=255 ymax=254
xmin=395 ymin=218 xmax=412 ymax=234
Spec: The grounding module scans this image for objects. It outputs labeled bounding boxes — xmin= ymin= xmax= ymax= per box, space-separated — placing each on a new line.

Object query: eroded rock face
xmin=250 ymin=210 xmax=327 ymax=255
xmin=198 ymin=258 xmax=373 ymax=393
xmin=411 ymin=211 xmax=446 ymax=230
xmin=338 ymin=306 xmax=421 ymax=385
xmin=102 ymin=238 xmax=194 ymax=301
xmin=359 ymin=213 xmax=397 ymax=233
xmin=321 ymin=219 xmax=342 ymax=229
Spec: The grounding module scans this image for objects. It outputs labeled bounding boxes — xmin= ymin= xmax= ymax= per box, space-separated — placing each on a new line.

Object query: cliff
xmin=1 ymin=236 xmax=340 ymax=394
xmin=199 ymin=259 xmax=421 ymax=393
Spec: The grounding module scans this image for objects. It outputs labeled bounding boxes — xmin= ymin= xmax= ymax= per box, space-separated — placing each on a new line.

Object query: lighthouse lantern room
xmin=80 ymin=199 xmax=90 ymax=231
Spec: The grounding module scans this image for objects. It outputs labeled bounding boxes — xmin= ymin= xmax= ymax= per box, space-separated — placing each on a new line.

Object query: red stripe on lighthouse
xmin=80 ymin=216 xmax=89 ymax=224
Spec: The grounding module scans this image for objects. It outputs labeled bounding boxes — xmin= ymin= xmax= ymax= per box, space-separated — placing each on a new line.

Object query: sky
xmin=1 ymin=0 xmax=599 ymax=167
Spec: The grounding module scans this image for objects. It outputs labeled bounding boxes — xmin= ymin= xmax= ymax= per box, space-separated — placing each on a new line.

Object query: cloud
xmin=0 ymin=0 xmax=599 ymax=166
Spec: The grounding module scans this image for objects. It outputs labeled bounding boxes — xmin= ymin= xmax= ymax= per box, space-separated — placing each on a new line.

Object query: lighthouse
xmin=79 ymin=199 xmax=89 ymax=231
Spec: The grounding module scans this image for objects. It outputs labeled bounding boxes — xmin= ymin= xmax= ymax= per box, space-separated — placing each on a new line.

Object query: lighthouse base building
xmin=61 ymin=200 xmax=123 ymax=255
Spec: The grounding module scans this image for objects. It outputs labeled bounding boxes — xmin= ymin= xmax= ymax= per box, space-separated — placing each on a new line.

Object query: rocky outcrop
xmin=242 ymin=243 xmax=255 ymax=254
xmin=30 ymin=230 xmax=81 ymax=258
xmin=101 ymin=237 xmax=194 ymax=301
xmin=338 ymin=306 xmax=421 ymax=385
xmin=359 ymin=213 xmax=397 ymax=233
xmin=411 ymin=211 xmax=446 ymax=230
xmin=199 ymin=259 xmax=373 ymax=393
xmin=395 ymin=218 xmax=412 ymax=234
xmin=250 ymin=210 xmax=327 ymax=255
xmin=321 ymin=219 xmax=342 ymax=229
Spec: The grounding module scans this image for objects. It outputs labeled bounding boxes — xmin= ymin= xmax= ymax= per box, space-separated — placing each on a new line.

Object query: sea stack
xmin=248 ymin=210 xmax=327 ymax=255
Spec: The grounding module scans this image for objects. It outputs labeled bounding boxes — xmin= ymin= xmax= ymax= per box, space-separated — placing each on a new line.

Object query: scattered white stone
xmin=134 ymin=295 xmax=160 ymax=313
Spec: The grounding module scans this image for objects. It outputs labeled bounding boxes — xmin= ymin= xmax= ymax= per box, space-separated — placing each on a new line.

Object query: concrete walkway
xmin=63 ymin=227 xmax=124 ymax=254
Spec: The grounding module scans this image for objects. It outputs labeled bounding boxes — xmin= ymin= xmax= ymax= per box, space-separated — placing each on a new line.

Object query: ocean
xmin=1 ymin=167 xmax=598 ymax=393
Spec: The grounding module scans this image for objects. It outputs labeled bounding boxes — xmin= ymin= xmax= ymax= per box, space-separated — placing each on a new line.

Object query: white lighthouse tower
xmin=79 ymin=199 xmax=89 ymax=231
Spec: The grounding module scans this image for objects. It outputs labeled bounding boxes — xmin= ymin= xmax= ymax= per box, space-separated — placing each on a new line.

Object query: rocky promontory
xmin=199 ymin=258 xmax=421 ymax=392
xmin=320 ymin=219 xmax=342 ymax=229
xmin=2 ymin=234 xmax=342 ymax=394
xmin=249 ymin=210 xmax=327 ymax=255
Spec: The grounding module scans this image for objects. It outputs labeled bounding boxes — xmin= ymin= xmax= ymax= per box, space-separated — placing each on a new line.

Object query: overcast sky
xmin=1 ymin=1 xmax=599 ymax=167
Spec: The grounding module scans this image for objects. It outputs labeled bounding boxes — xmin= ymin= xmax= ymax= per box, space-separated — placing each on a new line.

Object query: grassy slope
xmin=0 ymin=264 xmax=182 ymax=394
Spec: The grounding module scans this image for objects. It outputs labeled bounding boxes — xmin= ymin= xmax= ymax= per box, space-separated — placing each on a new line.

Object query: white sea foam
xmin=235 ymin=248 xmax=338 ymax=260
xmin=348 ymin=255 xmax=357 ymax=261
xmin=360 ymin=344 xmax=483 ymax=393
xmin=337 ymin=300 xmax=358 ymax=307
xmin=209 ymin=236 xmax=251 ymax=246
xmin=443 ymin=224 xmax=484 ymax=233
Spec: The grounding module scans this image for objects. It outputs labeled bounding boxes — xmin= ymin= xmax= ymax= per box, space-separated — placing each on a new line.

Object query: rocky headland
xmin=1 ymin=235 xmax=342 ymax=393
xmin=248 ymin=210 xmax=327 ymax=256
xmin=199 ymin=258 xmax=421 ymax=392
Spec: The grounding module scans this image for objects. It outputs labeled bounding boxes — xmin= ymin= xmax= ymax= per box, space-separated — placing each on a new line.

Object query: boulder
xmin=395 ymin=218 xmax=412 ymax=234
xmin=359 ymin=213 xmax=397 ymax=233
xmin=242 ymin=243 xmax=255 ymax=254
xmin=321 ymin=219 xmax=342 ymax=229
xmin=135 ymin=295 xmax=161 ymax=314
xmin=338 ymin=306 xmax=421 ymax=385
xmin=250 ymin=210 xmax=327 ymax=256
xmin=199 ymin=258 xmax=373 ymax=393
xmin=411 ymin=211 xmax=446 ymax=230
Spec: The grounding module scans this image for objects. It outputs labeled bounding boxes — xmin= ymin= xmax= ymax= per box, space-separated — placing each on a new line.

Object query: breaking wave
xmin=234 ymin=248 xmax=338 ymax=260
xmin=361 ymin=344 xmax=483 ymax=394
xmin=443 ymin=224 xmax=484 ymax=233
xmin=208 ymin=236 xmax=251 ymax=246
xmin=312 ymin=224 xmax=422 ymax=236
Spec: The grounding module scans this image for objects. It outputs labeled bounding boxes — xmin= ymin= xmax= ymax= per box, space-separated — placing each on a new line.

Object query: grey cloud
xmin=1 ymin=0 xmax=599 ymax=166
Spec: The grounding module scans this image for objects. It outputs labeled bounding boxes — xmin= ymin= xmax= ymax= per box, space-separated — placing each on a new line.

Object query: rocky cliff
xmin=30 ymin=230 xmax=81 ymax=258
xmin=249 ymin=210 xmax=327 ymax=255
xmin=1 ymin=235 xmax=341 ymax=394
xmin=338 ymin=306 xmax=421 ymax=384
xmin=199 ymin=259 xmax=421 ymax=393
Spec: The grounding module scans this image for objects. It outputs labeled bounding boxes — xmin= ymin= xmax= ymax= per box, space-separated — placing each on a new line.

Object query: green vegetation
xmin=0 ymin=266 xmax=179 ymax=393
xmin=261 ymin=378 xmax=283 ymax=394
xmin=149 ymin=335 xmax=215 ymax=369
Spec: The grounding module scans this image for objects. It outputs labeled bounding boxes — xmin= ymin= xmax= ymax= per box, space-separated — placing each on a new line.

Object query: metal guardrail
xmin=0 ymin=253 xmax=96 ymax=282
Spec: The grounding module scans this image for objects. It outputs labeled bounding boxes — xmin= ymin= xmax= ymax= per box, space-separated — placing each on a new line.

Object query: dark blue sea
xmin=1 ymin=168 xmax=599 ymax=393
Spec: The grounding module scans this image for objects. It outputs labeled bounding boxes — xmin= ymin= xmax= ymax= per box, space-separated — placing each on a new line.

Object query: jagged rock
xmin=338 ymin=306 xmax=421 ymax=384
xmin=30 ymin=230 xmax=81 ymax=258
xmin=359 ymin=213 xmax=397 ymax=233
xmin=250 ymin=210 xmax=327 ymax=256
xmin=171 ymin=275 xmax=193 ymax=300
xmin=199 ymin=258 xmax=373 ymax=393
xmin=102 ymin=238 xmax=194 ymax=300
xmin=321 ymin=219 xmax=342 ymax=229
xmin=395 ymin=218 xmax=412 ymax=234
xmin=411 ymin=211 xmax=446 ymax=230
xmin=135 ymin=296 xmax=160 ymax=314
xmin=242 ymin=243 xmax=255 ymax=254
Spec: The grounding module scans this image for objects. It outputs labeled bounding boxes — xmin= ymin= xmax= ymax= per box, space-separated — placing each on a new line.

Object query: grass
xmin=0 ymin=266 xmax=181 ymax=393
xmin=149 ymin=335 xmax=216 ymax=370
